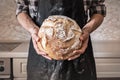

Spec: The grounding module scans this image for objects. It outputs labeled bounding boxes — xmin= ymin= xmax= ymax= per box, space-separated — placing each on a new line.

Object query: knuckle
xmin=81 ymin=50 xmax=85 ymax=54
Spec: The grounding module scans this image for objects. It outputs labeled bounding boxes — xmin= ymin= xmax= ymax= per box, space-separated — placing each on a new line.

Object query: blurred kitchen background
xmin=0 ymin=0 xmax=120 ymax=80
xmin=0 ymin=0 xmax=120 ymax=41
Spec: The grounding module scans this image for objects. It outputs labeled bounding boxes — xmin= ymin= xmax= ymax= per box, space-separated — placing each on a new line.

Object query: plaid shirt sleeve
xmin=89 ymin=0 xmax=106 ymax=17
xmin=15 ymin=0 xmax=29 ymax=16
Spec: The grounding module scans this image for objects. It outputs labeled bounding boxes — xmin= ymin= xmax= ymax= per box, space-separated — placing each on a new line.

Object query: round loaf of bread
xmin=37 ymin=15 xmax=82 ymax=60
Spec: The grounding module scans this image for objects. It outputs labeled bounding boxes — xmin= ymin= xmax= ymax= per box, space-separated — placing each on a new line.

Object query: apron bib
xmin=27 ymin=0 xmax=97 ymax=80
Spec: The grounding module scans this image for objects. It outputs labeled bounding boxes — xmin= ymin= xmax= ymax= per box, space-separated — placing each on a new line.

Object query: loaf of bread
xmin=37 ymin=15 xmax=82 ymax=60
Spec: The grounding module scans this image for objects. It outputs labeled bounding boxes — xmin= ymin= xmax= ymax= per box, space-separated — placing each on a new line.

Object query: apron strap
xmin=35 ymin=0 xmax=87 ymax=28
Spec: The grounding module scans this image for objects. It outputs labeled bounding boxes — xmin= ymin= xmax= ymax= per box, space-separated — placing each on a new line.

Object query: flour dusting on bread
xmin=37 ymin=15 xmax=82 ymax=60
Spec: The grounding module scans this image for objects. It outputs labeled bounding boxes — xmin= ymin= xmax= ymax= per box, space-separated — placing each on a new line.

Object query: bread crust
xmin=37 ymin=15 xmax=82 ymax=60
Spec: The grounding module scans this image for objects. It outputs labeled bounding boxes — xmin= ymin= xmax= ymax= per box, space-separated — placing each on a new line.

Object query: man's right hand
xmin=17 ymin=12 xmax=52 ymax=60
xmin=30 ymin=27 xmax=52 ymax=60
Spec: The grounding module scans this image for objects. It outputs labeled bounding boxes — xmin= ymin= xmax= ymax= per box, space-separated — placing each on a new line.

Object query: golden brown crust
xmin=37 ymin=15 xmax=82 ymax=60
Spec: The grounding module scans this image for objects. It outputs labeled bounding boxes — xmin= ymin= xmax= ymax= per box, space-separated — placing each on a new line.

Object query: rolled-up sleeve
xmin=15 ymin=0 xmax=29 ymax=16
xmin=89 ymin=0 xmax=106 ymax=17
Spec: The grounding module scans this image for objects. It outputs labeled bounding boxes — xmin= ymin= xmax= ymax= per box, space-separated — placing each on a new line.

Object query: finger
xmin=80 ymin=34 xmax=87 ymax=41
xmin=32 ymin=39 xmax=46 ymax=55
xmin=68 ymin=54 xmax=81 ymax=61
xmin=73 ymin=49 xmax=83 ymax=54
xmin=34 ymin=42 xmax=51 ymax=60
xmin=78 ymin=38 xmax=88 ymax=53
xmin=42 ymin=55 xmax=52 ymax=60
xmin=80 ymin=31 xmax=89 ymax=41
xmin=66 ymin=50 xmax=81 ymax=59
xmin=68 ymin=39 xmax=88 ymax=60
xmin=73 ymin=42 xmax=88 ymax=54
xmin=66 ymin=50 xmax=82 ymax=61
xmin=32 ymin=33 xmax=40 ymax=42
xmin=71 ymin=39 xmax=88 ymax=56
xmin=79 ymin=36 xmax=84 ymax=41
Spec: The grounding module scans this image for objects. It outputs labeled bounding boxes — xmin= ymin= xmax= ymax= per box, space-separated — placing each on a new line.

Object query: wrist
xmin=82 ymin=27 xmax=91 ymax=35
xmin=28 ymin=27 xmax=39 ymax=35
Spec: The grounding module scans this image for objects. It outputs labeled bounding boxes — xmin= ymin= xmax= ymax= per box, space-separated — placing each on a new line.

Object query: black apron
xmin=27 ymin=0 xmax=97 ymax=80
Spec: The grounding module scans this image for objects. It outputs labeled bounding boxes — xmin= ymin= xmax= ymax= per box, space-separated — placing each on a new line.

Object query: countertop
xmin=0 ymin=40 xmax=120 ymax=58
xmin=0 ymin=42 xmax=29 ymax=58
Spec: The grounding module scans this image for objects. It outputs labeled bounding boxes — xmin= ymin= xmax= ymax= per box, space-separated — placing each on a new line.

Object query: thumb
xmin=79 ymin=33 xmax=86 ymax=41
xmin=32 ymin=33 xmax=40 ymax=42
xmin=80 ymin=30 xmax=90 ymax=41
xmin=79 ymin=35 xmax=84 ymax=41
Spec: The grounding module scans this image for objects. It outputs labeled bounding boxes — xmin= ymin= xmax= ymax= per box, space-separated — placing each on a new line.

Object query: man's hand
xmin=30 ymin=27 xmax=52 ymax=60
xmin=16 ymin=12 xmax=52 ymax=60
xmin=68 ymin=29 xmax=90 ymax=60
xmin=67 ymin=14 xmax=104 ymax=60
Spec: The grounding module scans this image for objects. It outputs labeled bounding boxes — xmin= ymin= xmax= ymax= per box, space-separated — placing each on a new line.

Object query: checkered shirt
xmin=15 ymin=0 xmax=106 ymax=19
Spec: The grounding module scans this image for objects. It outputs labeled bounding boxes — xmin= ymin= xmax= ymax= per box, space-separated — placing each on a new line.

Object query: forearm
xmin=82 ymin=14 xmax=104 ymax=34
xmin=17 ymin=12 xmax=39 ymax=34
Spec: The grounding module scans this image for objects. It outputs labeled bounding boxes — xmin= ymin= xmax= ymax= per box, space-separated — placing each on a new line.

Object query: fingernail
xmin=68 ymin=58 xmax=71 ymax=61
xmin=49 ymin=58 xmax=52 ymax=60
xmin=43 ymin=54 xmax=47 ymax=56
xmin=41 ymin=52 xmax=46 ymax=55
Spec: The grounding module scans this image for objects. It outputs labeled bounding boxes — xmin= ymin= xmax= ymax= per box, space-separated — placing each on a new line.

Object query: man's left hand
xmin=68 ymin=29 xmax=90 ymax=60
